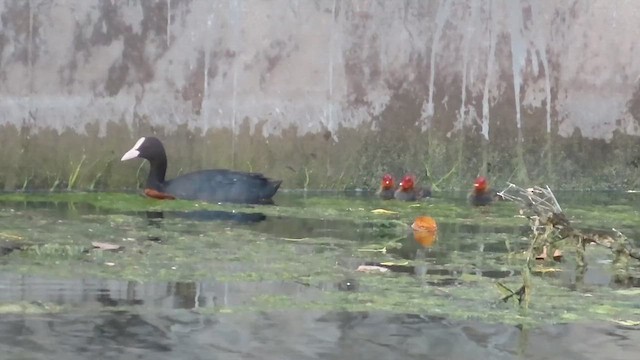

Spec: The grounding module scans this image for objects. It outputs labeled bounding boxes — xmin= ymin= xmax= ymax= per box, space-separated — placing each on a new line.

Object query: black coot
xmin=468 ymin=176 xmax=494 ymax=206
xmin=121 ymin=137 xmax=282 ymax=204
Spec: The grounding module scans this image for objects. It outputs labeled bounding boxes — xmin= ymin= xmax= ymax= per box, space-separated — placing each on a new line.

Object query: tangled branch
xmin=496 ymin=183 xmax=640 ymax=308
xmin=498 ymin=183 xmax=639 ymax=260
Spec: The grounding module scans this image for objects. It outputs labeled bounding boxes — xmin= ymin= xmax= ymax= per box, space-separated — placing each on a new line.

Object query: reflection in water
xmin=379 ymin=221 xmax=523 ymax=280
xmin=361 ymin=261 xmax=517 ymax=284
xmin=163 ymin=210 xmax=267 ymax=224
xmin=1 ymin=309 xmax=635 ymax=359
xmin=90 ymin=312 xmax=173 ymax=353
xmin=145 ymin=208 xmax=403 ymax=244
xmin=0 ymin=199 xmax=104 ymax=218
xmin=144 ymin=210 xmax=267 ymax=225
xmin=250 ymin=216 xmax=387 ymax=242
xmin=143 ymin=210 xmax=268 ymax=241
xmin=387 ymin=221 xmax=528 ymax=261
xmin=0 ymin=275 xmax=325 ymax=311
xmin=95 ymin=284 xmax=144 ymax=307
xmin=0 ymin=193 xmax=639 ymax=359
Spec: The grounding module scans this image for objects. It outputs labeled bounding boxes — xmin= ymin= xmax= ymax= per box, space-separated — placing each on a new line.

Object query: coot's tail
xmin=267 ymin=180 xmax=282 ymax=197
xmin=255 ymin=179 xmax=281 ymax=204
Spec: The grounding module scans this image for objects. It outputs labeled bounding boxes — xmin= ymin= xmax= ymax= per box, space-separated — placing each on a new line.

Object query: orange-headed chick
xmin=469 ymin=176 xmax=494 ymax=206
xmin=394 ymin=174 xmax=431 ymax=201
xmin=411 ymin=216 xmax=438 ymax=248
xmin=376 ymin=174 xmax=396 ymax=200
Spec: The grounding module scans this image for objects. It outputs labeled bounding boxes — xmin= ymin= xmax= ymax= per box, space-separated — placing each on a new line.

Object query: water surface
xmin=0 ymin=191 xmax=638 ymax=359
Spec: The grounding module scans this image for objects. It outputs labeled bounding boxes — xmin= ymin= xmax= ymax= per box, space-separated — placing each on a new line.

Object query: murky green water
xmin=0 ymin=191 xmax=638 ymax=359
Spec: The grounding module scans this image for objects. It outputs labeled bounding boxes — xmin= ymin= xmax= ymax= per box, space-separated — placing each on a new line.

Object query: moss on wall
xmin=1 ymin=100 xmax=638 ymax=193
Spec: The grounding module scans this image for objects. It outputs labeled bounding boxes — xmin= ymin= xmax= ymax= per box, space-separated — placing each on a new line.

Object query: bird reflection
xmin=143 ymin=210 xmax=267 ymax=241
xmin=145 ymin=210 xmax=266 ymax=224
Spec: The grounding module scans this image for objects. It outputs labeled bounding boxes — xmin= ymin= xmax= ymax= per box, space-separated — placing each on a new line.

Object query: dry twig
xmin=496 ymin=183 xmax=639 ymax=308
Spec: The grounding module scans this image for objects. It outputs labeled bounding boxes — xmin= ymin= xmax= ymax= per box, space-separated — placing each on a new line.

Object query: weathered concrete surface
xmin=1 ymin=0 xmax=640 ymax=191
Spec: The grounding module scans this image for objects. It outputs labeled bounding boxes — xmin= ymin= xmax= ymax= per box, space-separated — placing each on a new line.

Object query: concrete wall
xmin=1 ymin=0 xmax=640 ymax=191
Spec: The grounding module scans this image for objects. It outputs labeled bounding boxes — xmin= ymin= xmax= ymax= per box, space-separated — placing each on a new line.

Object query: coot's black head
xmin=121 ymin=137 xmax=167 ymax=163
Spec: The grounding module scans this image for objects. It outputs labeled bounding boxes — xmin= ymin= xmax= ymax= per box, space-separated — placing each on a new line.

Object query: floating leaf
xmin=611 ymin=319 xmax=640 ymax=327
xmin=370 ymin=209 xmax=398 ymax=215
xmin=533 ymin=266 xmax=562 ymax=273
xmin=92 ymin=242 xmax=122 ymax=251
xmin=379 ymin=261 xmax=409 ymax=266
xmin=0 ymin=232 xmax=22 ymax=240
xmin=356 ymin=265 xmax=389 ymax=273
xmin=280 ymin=237 xmax=308 ymax=242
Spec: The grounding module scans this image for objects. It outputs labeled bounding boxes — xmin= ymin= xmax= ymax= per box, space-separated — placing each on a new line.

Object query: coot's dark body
xmin=121 ymin=136 xmax=281 ymax=204
xmin=377 ymin=188 xmax=395 ymax=200
xmin=394 ymin=187 xmax=420 ymax=201
xmin=376 ymin=174 xmax=396 ymax=200
xmin=393 ymin=174 xmax=431 ymax=201
xmin=468 ymin=191 xmax=494 ymax=206
xmin=163 ymin=169 xmax=281 ymax=204
xmin=468 ymin=176 xmax=494 ymax=207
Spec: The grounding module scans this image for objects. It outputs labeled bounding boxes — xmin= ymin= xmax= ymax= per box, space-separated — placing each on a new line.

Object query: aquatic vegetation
xmin=497 ymin=184 xmax=640 ymax=310
xmin=0 ymin=191 xmax=637 ymax=326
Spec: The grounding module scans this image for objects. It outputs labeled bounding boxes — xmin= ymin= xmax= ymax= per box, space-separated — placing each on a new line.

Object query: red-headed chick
xmin=376 ymin=174 xmax=396 ymax=200
xmin=394 ymin=174 xmax=431 ymax=201
xmin=469 ymin=176 xmax=494 ymax=206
